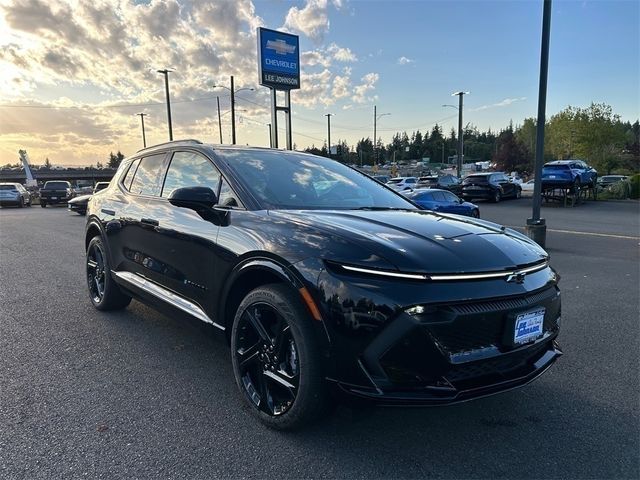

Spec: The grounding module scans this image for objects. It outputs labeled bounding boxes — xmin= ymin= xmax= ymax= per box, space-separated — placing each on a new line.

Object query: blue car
xmin=541 ymin=160 xmax=597 ymax=190
xmin=405 ymin=188 xmax=480 ymax=218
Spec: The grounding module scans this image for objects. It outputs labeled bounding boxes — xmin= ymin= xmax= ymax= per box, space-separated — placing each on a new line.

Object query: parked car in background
xmin=461 ymin=172 xmax=522 ymax=202
xmin=596 ymin=175 xmax=628 ymax=190
xmin=0 ymin=182 xmax=32 ymax=207
xmin=521 ymin=179 xmax=536 ymax=193
xmin=541 ymin=160 xmax=597 ymax=190
xmin=84 ymin=141 xmax=561 ymax=429
xmin=386 ymin=176 xmax=417 ymax=191
xmin=40 ymin=181 xmax=74 ymax=207
xmin=68 ymin=182 xmax=110 ymax=215
xmin=405 ymin=188 xmax=480 ymax=217
xmin=416 ymin=174 xmax=463 ymax=195
xmin=372 ymin=175 xmax=390 ymax=184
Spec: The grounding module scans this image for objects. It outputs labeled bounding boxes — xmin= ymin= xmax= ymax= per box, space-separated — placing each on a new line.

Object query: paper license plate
xmin=514 ymin=308 xmax=545 ymax=345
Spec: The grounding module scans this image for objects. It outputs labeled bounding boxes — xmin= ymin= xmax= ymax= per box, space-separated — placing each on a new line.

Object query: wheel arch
xmin=219 ymin=257 xmax=329 ymax=345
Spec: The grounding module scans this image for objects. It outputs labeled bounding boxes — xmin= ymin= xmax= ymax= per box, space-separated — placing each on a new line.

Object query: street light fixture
xmin=213 ymin=76 xmax=255 ymax=144
xmin=157 ymin=69 xmax=174 ymax=141
xmin=451 ymin=91 xmax=470 ymax=178
xmin=373 ymin=105 xmax=391 ymax=164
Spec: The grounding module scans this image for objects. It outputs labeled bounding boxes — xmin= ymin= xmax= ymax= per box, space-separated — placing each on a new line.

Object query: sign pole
xmin=270 ymin=88 xmax=278 ymax=149
xmin=285 ymin=90 xmax=292 ymax=150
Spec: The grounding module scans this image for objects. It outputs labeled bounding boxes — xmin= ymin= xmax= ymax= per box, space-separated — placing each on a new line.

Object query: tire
xmin=515 ymin=187 xmax=522 ymax=199
xmin=231 ymin=284 xmax=328 ymax=430
xmin=493 ymin=190 xmax=501 ymax=203
xmin=86 ymin=236 xmax=131 ymax=311
xmin=40 ymin=202 xmax=46 ymax=208
xmin=26 ymin=198 xmax=32 ymax=207
xmin=18 ymin=198 xmax=24 ymax=208
xmin=471 ymin=209 xmax=480 ymax=218
xmin=573 ymin=177 xmax=581 ymax=192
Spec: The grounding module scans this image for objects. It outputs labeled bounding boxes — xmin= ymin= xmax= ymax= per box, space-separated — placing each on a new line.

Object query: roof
xmin=544 ymin=159 xmax=586 ymax=165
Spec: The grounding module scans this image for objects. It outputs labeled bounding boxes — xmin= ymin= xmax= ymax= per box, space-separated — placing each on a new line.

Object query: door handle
xmin=141 ymin=218 xmax=159 ymax=227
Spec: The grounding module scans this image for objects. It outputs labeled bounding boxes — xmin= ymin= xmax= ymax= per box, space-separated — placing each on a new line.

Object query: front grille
xmin=425 ymin=287 xmax=560 ymax=355
xmin=444 ymin=340 xmax=550 ymax=384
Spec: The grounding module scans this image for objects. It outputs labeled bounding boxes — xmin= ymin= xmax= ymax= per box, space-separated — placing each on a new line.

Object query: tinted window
xmin=0 ymin=185 xmax=17 ymax=191
xmin=216 ymin=150 xmax=415 ymax=210
xmin=218 ymin=178 xmax=241 ymax=207
xmin=442 ymin=191 xmax=459 ymax=202
xmin=43 ymin=181 xmax=69 ymax=189
xmin=122 ymin=159 xmax=140 ymax=191
xmin=431 ymin=191 xmax=447 ymax=202
xmin=161 ymin=151 xmax=220 ymax=198
xmin=463 ymin=175 xmax=488 ymax=184
xmin=440 ymin=176 xmax=452 ymax=185
xmin=129 ymin=154 xmax=167 ymax=196
xmin=406 ymin=178 xmax=416 ymax=184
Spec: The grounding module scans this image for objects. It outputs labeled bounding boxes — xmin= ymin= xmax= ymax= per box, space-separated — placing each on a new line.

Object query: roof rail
xmin=136 ymin=139 xmax=203 ymax=153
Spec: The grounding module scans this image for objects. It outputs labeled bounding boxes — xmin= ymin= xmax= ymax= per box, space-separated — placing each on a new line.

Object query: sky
xmin=0 ymin=0 xmax=638 ymax=166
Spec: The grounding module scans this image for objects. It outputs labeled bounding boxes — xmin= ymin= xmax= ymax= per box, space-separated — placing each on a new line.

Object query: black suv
xmin=461 ymin=172 xmax=522 ymax=202
xmin=85 ymin=140 xmax=561 ymax=429
xmin=417 ymin=174 xmax=463 ymax=195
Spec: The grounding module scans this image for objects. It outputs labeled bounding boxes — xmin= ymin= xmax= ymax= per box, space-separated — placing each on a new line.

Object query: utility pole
xmin=527 ymin=0 xmax=553 ymax=247
xmin=373 ymin=105 xmax=377 ymax=165
xmin=230 ymin=75 xmax=236 ymax=144
xmin=216 ymin=96 xmax=223 ymax=143
xmin=157 ymin=69 xmax=173 ymax=141
xmin=325 ymin=113 xmax=333 ymax=158
xmin=267 ymin=123 xmax=272 ymax=147
xmin=452 ymin=91 xmax=469 ymax=178
xmin=136 ymin=113 xmax=148 ymax=148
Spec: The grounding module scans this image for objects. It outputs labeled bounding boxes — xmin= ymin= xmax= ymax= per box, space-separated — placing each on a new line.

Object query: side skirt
xmin=112 ymin=270 xmax=225 ymax=331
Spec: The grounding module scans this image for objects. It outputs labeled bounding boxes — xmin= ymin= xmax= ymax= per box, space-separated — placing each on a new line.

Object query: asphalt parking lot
xmin=1 ymin=199 xmax=638 ymax=479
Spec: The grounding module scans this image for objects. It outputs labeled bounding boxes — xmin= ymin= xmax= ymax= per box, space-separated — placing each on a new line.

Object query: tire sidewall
xmin=230 ymin=284 xmax=324 ymax=430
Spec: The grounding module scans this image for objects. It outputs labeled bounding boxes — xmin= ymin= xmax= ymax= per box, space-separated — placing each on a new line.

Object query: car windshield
xmin=463 ymin=175 xmax=489 ymax=184
xmin=543 ymin=164 xmax=570 ymax=171
xmin=44 ymin=182 xmax=69 ymax=189
xmin=216 ymin=150 xmax=416 ymax=210
xmin=419 ymin=178 xmax=438 ymax=185
xmin=387 ymin=178 xmax=403 ymax=184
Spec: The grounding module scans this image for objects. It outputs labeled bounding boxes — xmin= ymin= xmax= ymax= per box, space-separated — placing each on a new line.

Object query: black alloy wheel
xmin=472 ymin=209 xmax=480 ymax=218
xmin=86 ymin=236 xmax=131 ymax=310
xmin=40 ymin=202 xmax=46 ymax=208
xmin=515 ymin=187 xmax=522 ymax=199
xmin=231 ymin=284 xmax=328 ymax=429
xmin=493 ymin=190 xmax=502 ymax=203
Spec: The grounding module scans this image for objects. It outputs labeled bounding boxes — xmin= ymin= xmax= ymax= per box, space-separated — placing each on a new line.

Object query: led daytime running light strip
xmin=340 ymin=261 xmax=548 ymax=281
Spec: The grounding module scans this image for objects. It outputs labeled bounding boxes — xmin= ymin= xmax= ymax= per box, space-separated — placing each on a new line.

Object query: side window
xmin=121 ymin=159 xmax=140 ymax=191
xmin=218 ymin=178 xmax=241 ymax=207
xmin=129 ymin=154 xmax=168 ymax=196
xmin=431 ymin=191 xmax=446 ymax=202
xmin=407 ymin=178 xmax=416 ymax=184
xmin=442 ymin=191 xmax=458 ymax=202
xmin=440 ymin=176 xmax=451 ymax=185
xmin=161 ymin=151 xmax=221 ymax=198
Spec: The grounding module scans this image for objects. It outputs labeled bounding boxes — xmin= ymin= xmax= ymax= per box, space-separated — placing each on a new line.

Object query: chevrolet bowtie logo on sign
xmin=258 ymin=27 xmax=300 ymax=90
xmin=266 ymin=39 xmax=297 ymax=55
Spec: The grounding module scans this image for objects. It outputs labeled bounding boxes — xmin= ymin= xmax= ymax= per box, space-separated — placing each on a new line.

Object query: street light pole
xmin=216 ymin=96 xmax=223 ymax=143
xmin=451 ymin=91 xmax=469 ymax=178
xmin=527 ymin=0 xmax=553 ymax=247
xmin=325 ymin=113 xmax=333 ymax=158
xmin=213 ymin=79 xmax=254 ymax=145
xmin=136 ymin=113 xmax=148 ymax=148
xmin=373 ymin=106 xmax=391 ymax=165
xmin=157 ymin=69 xmax=173 ymax=141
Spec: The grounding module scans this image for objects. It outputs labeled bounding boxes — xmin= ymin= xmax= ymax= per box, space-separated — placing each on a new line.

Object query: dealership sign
xmin=258 ymin=27 xmax=300 ymax=90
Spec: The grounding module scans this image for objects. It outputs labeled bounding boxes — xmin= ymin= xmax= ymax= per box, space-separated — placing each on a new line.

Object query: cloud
xmin=351 ymin=72 xmax=379 ymax=104
xmin=472 ymin=97 xmax=527 ymax=111
xmin=397 ymin=56 xmax=414 ymax=65
xmin=328 ymin=43 xmax=357 ymax=62
xmin=283 ymin=0 xmax=331 ymax=43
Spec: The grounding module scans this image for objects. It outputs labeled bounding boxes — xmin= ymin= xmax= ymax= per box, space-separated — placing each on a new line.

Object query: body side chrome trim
xmin=112 ymin=270 xmax=225 ymax=331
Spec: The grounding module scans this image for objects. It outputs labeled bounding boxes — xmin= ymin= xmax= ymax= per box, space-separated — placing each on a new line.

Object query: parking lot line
xmin=507 ymin=226 xmax=640 ymax=241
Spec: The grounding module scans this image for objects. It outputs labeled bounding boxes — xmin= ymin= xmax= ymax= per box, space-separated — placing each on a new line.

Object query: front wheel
xmin=493 ymin=190 xmax=502 ymax=203
xmin=18 ymin=198 xmax=24 ymax=208
xmin=86 ymin=236 xmax=131 ymax=310
xmin=515 ymin=188 xmax=522 ymax=199
xmin=471 ymin=209 xmax=480 ymax=218
xmin=40 ymin=202 xmax=46 ymax=208
xmin=231 ymin=284 xmax=328 ymax=430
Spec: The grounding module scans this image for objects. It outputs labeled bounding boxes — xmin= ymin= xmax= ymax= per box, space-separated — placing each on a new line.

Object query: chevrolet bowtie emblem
xmin=506 ymin=272 xmax=526 ymax=284
xmin=266 ymin=39 xmax=296 ymax=55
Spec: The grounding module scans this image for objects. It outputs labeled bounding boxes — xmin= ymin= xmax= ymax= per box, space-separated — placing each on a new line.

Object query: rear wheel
xmin=40 ymin=202 xmax=46 ymax=208
xmin=515 ymin=187 xmax=522 ymax=199
xmin=472 ymin=209 xmax=480 ymax=218
xmin=18 ymin=198 xmax=24 ymax=208
xmin=493 ymin=190 xmax=501 ymax=203
xmin=231 ymin=284 xmax=328 ymax=430
xmin=86 ymin=236 xmax=131 ymax=311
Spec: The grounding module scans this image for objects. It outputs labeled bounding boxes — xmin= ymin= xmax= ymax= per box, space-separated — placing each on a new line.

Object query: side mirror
xmin=168 ymin=186 xmax=217 ymax=210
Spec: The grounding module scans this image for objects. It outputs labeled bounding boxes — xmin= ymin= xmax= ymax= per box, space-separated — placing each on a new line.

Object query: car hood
xmin=269 ymin=209 xmax=547 ymax=274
